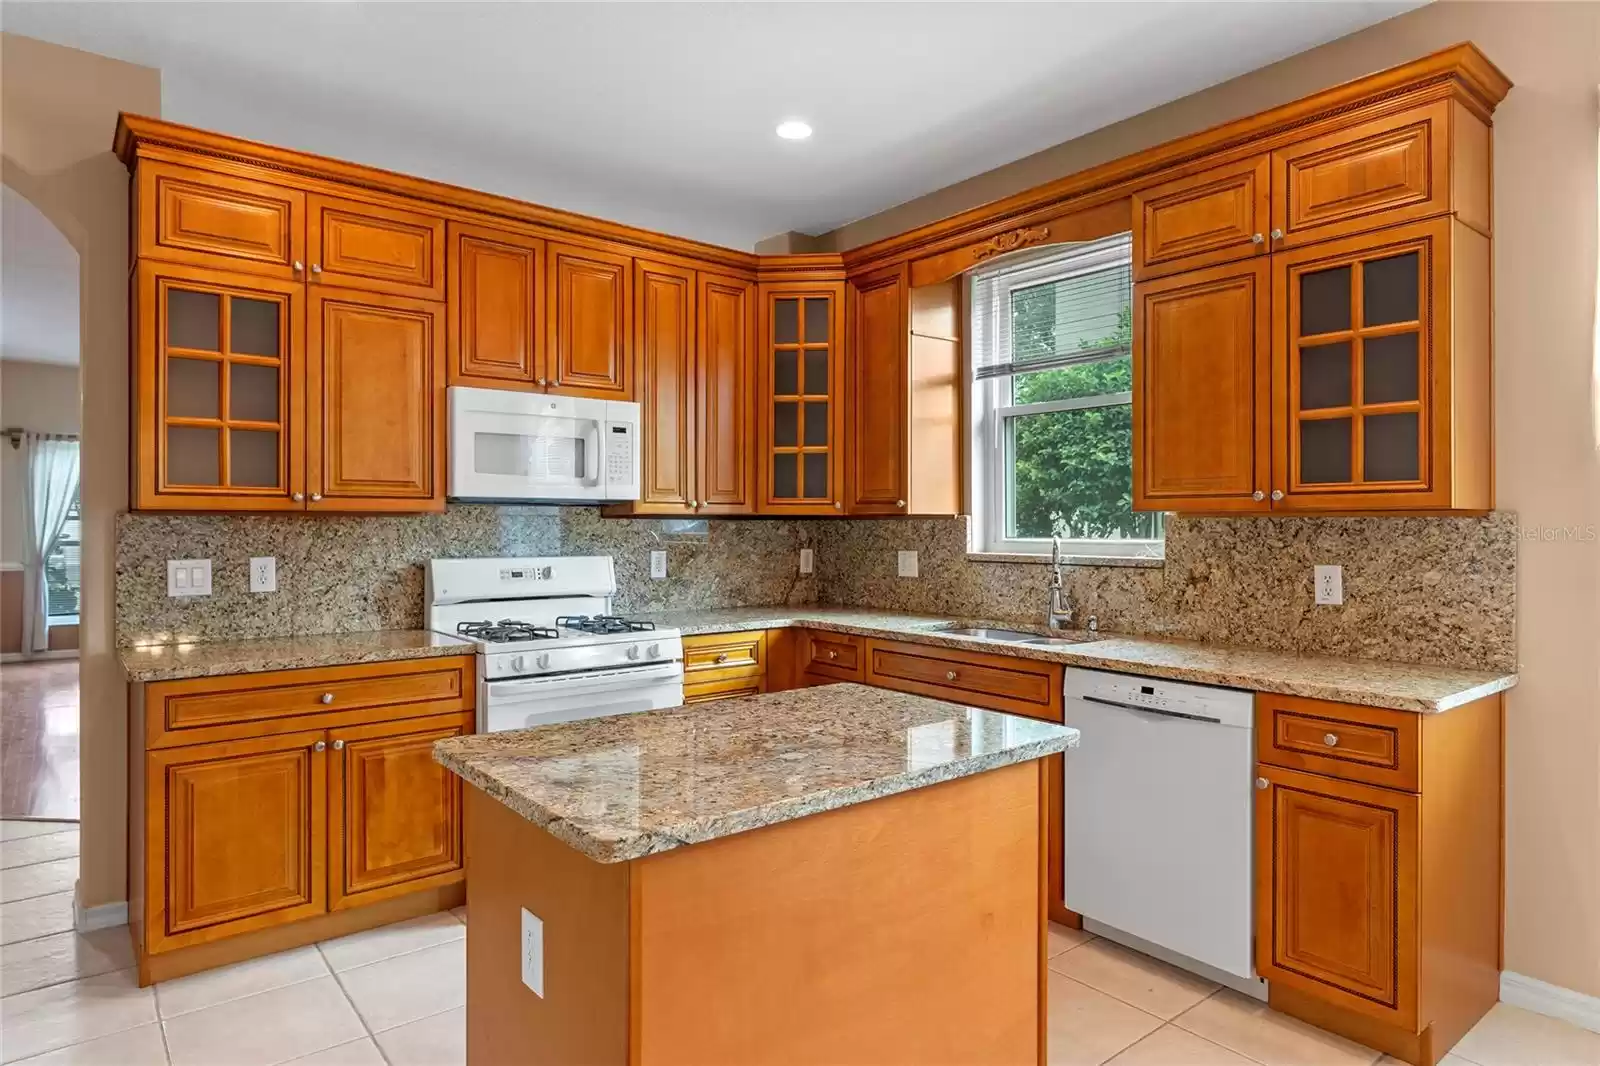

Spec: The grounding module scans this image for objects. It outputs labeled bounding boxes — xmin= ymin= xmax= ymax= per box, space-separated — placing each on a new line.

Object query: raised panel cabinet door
xmin=1270 ymin=101 xmax=1450 ymax=249
xmin=1255 ymin=766 xmax=1418 ymax=1028
xmin=308 ymin=195 xmax=446 ymax=299
xmin=847 ymin=267 xmax=909 ymax=515
xmin=327 ymin=713 xmax=470 ymax=910
xmin=446 ymin=222 xmax=544 ymax=389
xmin=757 ymin=282 xmax=846 ymax=515
xmin=632 ymin=260 xmax=697 ymax=512
xmin=146 ymin=730 xmax=327 ymax=953
xmin=306 ymin=290 xmax=445 ymax=511
xmin=1131 ymin=155 xmax=1270 ymax=281
xmin=134 ymin=261 xmax=306 ymax=511
xmin=697 ymin=273 xmax=757 ymax=513
xmin=138 ymin=162 xmax=306 ymax=279
xmin=548 ymin=242 xmax=633 ymax=399
xmin=1133 ymin=260 xmax=1270 ymax=511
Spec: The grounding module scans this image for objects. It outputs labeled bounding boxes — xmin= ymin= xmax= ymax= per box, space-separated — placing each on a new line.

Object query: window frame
xmin=967 ymin=242 xmax=1164 ymax=560
xmin=44 ymin=494 xmax=82 ymax=624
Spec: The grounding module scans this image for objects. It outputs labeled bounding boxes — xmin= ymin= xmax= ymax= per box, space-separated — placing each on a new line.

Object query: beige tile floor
xmin=4 ymin=821 xmax=1598 ymax=1065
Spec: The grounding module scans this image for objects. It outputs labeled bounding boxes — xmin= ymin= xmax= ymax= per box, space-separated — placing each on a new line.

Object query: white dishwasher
xmin=1062 ymin=666 xmax=1260 ymax=988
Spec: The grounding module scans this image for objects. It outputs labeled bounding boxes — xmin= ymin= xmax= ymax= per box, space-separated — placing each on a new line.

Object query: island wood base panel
xmin=464 ymin=760 xmax=1048 ymax=1066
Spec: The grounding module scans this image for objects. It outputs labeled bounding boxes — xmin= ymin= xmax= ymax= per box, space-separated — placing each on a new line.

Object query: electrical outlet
xmin=249 ymin=557 xmax=277 ymax=593
xmin=167 ymin=559 xmax=211 ymax=598
xmin=799 ymin=548 xmax=814 ymax=575
xmin=1314 ymin=564 xmax=1344 ymax=606
xmin=897 ymin=550 xmax=919 ymax=578
xmin=649 ymin=550 xmax=668 ymax=580
xmin=520 ymin=907 xmax=544 ymax=997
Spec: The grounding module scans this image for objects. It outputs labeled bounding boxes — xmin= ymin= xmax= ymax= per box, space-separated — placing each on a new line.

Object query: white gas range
xmin=425 ymin=556 xmax=684 ymax=733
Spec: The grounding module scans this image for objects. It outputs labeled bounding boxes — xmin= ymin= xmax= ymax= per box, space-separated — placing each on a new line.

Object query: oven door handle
xmin=486 ymin=661 xmax=683 ymax=698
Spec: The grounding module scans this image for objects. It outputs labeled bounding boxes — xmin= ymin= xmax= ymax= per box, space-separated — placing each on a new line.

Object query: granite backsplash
xmin=117 ymin=507 xmax=1516 ymax=673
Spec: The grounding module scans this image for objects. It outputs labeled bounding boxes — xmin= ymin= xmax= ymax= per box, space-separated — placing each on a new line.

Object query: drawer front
xmin=682 ymin=632 xmax=765 ymax=680
xmin=1271 ymin=102 xmax=1450 ymax=248
xmin=1132 ymin=155 xmax=1270 ymax=280
xmin=154 ymin=658 xmax=472 ymax=739
xmin=684 ymin=675 xmax=767 ymax=704
xmin=309 ymin=195 xmax=446 ymax=299
xmin=865 ymin=640 xmax=1060 ymax=720
xmin=139 ymin=163 xmax=305 ymax=278
xmin=1256 ymin=693 xmax=1420 ymax=791
xmin=800 ymin=631 xmax=864 ymax=681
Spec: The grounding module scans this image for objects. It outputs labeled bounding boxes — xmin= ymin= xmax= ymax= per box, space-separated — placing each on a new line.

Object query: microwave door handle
xmin=585 ymin=422 xmax=604 ymax=485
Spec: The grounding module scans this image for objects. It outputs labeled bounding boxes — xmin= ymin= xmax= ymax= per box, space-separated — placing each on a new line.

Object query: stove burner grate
xmin=554 ymin=614 xmax=658 ymax=635
xmin=457 ymin=619 xmax=561 ymax=644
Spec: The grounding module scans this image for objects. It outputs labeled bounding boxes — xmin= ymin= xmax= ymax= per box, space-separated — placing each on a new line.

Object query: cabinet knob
xmin=1250 ymin=233 xmax=1264 ymax=245
xmin=332 ymin=739 xmax=344 ymax=750
xmin=833 ymin=502 xmax=842 ymax=511
xmin=827 ymin=649 xmax=838 ymax=660
xmin=320 ymin=692 xmax=334 ymax=704
xmin=691 ymin=501 xmax=699 ymax=509
xmin=314 ymin=740 xmax=327 ymax=752
xmin=946 ymin=670 xmax=958 ymax=681
xmin=897 ymin=500 xmax=906 ymax=508
xmin=1323 ymin=733 xmax=1340 ymax=747
xmin=311 ymin=263 xmax=322 ymax=274
xmin=311 ymin=493 xmax=323 ymax=502
xmin=1255 ymin=777 xmax=1269 ymax=790
xmin=293 ymin=260 xmax=304 ymax=273
xmin=292 ymin=492 xmax=305 ymax=502
xmin=715 ymin=653 xmax=729 ymax=663
xmin=1270 ymin=489 xmax=1284 ymax=501
xmin=536 ymin=378 xmax=548 ymax=387
xmin=1270 ymin=228 xmax=1284 ymax=241
xmin=1252 ymin=490 xmax=1265 ymax=501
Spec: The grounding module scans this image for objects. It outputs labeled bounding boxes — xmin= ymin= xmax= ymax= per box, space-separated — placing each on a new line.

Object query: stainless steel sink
xmin=939 ymin=627 xmax=1047 ymax=642
xmin=1020 ymin=635 xmax=1096 ymax=646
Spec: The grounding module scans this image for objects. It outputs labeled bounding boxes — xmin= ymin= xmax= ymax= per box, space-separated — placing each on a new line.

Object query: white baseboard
xmin=73 ymin=886 xmax=128 ymax=933
xmin=1502 ymin=971 xmax=1600 ymax=1034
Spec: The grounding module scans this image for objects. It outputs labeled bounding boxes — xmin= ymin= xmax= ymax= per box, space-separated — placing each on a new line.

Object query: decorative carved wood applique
xmin=970 ymin=226 xmax=1051 ymax=262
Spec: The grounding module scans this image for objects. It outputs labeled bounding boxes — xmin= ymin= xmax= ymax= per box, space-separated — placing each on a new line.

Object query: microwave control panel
xmin=604 ymin=423 xmax=635 ymax=485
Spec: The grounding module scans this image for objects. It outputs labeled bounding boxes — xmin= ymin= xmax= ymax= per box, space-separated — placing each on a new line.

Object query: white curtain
xmin=20 ymin=433 xmax=79 ymax=655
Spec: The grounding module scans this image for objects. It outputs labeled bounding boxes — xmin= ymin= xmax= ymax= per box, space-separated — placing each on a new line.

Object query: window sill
xmin=965 ymin=550 xmax=1164 ymax=569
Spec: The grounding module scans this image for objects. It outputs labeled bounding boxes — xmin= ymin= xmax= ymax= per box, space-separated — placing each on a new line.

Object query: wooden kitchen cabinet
xmin=697 ymin=273 xmax=758 ymax=513
xmin=306 ymin=289 xmax=446 ymax=511
xmin=327 ymin=712 xmax=472 ymax=910
xmin=681 ymin=631 xmax=768 ymax=703
xmin=446 ymin=221 xmax=545 ymax=389
xmin=863 ymin=638 xmax=1061 ymax=721
xmin=757 ymin=281 xmax=846 ymax=514
xmin=629 ymin=260 xmax=698 ymax=513
xmin=547 ymin=242 xmax=632 ymax=399
xmin=1131 ymin=155 xmax=1270 ymax=281
xmin=136 ymin=162 xmax=306 ymax=280
xmin=307 ymin=195 xmax=445 ymax=299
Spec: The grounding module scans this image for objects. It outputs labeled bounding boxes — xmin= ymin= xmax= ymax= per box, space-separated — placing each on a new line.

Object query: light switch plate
xmin=250 ymin=557 xmax=277 ymax=593
xmin=897 ymin=550 xmax=919 ymax=578
xmin=799 ymin=548 xmax=814 ymax=575
xmin=521 ymin=907 xmax=545 ymax=997
xmin=167 ymin=559 xmax=211 ymax=598
xmin=1314 ymin=564 xmax=1344 ymax=606
xmin=649 ymin=550 xmax=668 ymax=580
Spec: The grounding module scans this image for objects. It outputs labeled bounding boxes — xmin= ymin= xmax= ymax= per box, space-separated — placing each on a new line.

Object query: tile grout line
xmin=1045 ymin=953 xmax=1220 ymax=1028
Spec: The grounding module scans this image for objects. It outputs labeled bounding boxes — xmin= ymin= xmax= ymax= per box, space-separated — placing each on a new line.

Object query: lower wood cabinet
xmin=132 ymin=656 xmax=474 ymax=984
xmin=863 ymin=638 xmax=1061 ymax=721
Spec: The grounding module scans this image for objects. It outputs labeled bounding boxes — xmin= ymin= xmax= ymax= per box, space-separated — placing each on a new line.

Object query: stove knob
xmin=537 ymin=653 xmax=550 ymax=670
xmin=626 ymin=645 xmax=641 ymax=661
xmin=511 ymin=655 xmax=527 ymax=673
xmin=648 ymin=643 xmax=661 ymax=659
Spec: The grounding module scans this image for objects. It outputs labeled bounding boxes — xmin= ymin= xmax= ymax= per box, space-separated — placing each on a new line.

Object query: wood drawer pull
xmin=1324 ymin=733 xmax=1339 ymax=747
xmin=320 ymin=692 xmax=335 ymax=704
xmin=715 ymin=653 xmax=730 ymax=663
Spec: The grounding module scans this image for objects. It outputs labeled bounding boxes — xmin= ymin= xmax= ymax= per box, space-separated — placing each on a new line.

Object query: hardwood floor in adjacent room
xmin=0 ymin=660 xmax=80 ymax=821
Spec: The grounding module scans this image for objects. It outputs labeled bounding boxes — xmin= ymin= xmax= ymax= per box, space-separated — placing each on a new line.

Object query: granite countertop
xmin=119 ymin=630 xmax=477 ymax=682
xmin=434 ymin=683 xmax=1079 ymax=863
xmin=638 ymin=607 xmax=1518 ymax=714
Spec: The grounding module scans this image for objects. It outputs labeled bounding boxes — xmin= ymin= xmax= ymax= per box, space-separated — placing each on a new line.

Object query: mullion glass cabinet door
xmin=761 ymin=285 xmax=842 ymax=512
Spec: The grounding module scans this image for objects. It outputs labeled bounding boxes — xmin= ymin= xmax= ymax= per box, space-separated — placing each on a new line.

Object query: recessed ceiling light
xmin=775 ymin=120 xmax=813 ymax=141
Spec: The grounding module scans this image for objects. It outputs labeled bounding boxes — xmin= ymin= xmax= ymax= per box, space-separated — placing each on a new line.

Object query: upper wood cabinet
xmin=307 ymin=195 xmax=445 ymax=299
xmin=697 ymin=273 xmax=757 ymax=514
xmin=547 ymin=243 xmax=633 ymax=399
xmin=757 ymin=281 xmax=846 ymax=514
xmin=1134 ymin=260 xmax=1270 ymax=511
xmin=845 ymin=267 xmax=960 ymax=516
xmin=306 ymin=290 xmax=446 ymax=512
xmin=137 ymin=163 xmax=306 ymax=280
xmin=1132 ymin=156 xmax=1270 ymax=281
xmin=446 ymin=221 xmax=545 ymax=390
xmin=631 ymin=260 xmax=698 ymax=513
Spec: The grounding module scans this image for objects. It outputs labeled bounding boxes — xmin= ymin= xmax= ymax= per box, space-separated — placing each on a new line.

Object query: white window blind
xmin=970 ymin=233 xmax=1132 ymax=381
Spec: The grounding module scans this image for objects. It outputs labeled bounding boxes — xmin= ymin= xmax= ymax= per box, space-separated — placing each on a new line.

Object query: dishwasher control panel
xmin=1062 ymin=667 xmax=1254 ymax=728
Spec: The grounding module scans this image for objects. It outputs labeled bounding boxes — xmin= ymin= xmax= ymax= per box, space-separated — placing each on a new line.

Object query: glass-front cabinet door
xmin=758 ymin=281 xmax=845 ymax=514
xmin=1272 ymin=218 xmax=1452 ymax=510
xmin=135 ymin=262 xmax=304 ymax=509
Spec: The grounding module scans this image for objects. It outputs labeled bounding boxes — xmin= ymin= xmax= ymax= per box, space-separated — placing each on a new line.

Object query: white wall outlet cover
xmin=649 ymin=549 xmax=668 ymax=580
xmin=897 ymin=550 xmax=919 ymax=578
xmin=167 ymin=559 xmax=211 ymax=597
xmin=799 ymin=547 xmax=814 ymax=575
xmin=249 ymin=556 xmax=277 ymax=593
xmin=521 ymin=907 xmax=545 ymax=997
xmin=1314 ymin=564 xmax=1344 ymax=606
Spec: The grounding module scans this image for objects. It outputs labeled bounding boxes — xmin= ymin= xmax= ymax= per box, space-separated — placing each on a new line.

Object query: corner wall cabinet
xmin=130 ymin=656 xmax=475 ymax=985
xmin=756 ymin=280 xmax=847 ymax=514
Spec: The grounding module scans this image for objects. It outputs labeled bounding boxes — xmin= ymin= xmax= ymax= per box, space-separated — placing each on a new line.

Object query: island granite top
xmin=635 ymin=607 xmax=1518 ymax=714
xmin=119 ymin=629 xmax=477 ymax=682
xmin=433 ymin=682 xmax=1079 ymax=864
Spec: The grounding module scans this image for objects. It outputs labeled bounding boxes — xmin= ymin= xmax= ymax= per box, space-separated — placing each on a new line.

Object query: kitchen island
xmin=434 ymin=683 xmax=1079 ymax=1066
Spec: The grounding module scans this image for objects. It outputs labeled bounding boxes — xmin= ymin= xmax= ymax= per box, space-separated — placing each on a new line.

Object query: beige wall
xmin=1 ymin=33 xmax=160 ymax=910
xmin=0 ymin=360 xmax=81 ymax=567
xmin=823 ymin=2 xmax=1600 ymax=999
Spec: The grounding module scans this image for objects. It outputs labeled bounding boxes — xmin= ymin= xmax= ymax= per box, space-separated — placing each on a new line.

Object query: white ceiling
xmin=1 ymin=184 xmax=79 ymax=366
xmin=4 ymin=2 xmax=1420 ymax=250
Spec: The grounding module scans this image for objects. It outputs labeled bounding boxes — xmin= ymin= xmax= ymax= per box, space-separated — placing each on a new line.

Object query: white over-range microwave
xmin=448 ymin=386 xmax=641 ymax=503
